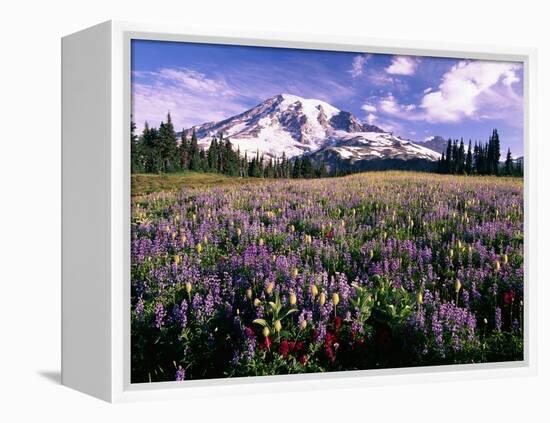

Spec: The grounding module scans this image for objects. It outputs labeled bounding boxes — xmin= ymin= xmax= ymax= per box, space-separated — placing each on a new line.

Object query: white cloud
xmin=386 ymin=56 xmax=418 ymax=75
xmin=379 ymin=93 xmax=399 ymax=114
xmin=372 ymin=61 xmax=522 ymax=126
xmin=379 ymin=93 xmax=420 ymax=118
xmin=503 ymin=69 xmax=520 ymax=86
xmin=361 ymin=103 xmax=377 ymax=113
xmin=366 ymin=113 xmax=377 ymax=125
xmin=420 ymin=61 xmax=522 ymax=122
xmin=350 ymin=54 xmax=370 ymax=78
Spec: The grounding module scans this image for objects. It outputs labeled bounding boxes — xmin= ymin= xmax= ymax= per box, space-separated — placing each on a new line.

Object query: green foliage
xmin=253 ymin=293 xmax=298 ymax=334
xmin=437 ymin=129 xmax=521 ymax=177
xmin=131 ymin=119 xmax=329 ymax=180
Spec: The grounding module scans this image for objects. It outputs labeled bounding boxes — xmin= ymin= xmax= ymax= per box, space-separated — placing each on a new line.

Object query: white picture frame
xmin=61 ymin=20 xmax=538 ymax=403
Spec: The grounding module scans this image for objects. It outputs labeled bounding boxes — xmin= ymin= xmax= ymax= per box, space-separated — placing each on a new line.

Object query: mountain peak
xmin=272 ymin=93 xmax=341 ymax=117
xmin=418 ymin=135 xmax=448 ymax=155
xmin=189 ymin=94 xmax=437 ymax=169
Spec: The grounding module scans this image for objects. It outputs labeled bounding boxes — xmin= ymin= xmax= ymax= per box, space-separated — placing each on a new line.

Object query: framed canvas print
xmin=61 ymin=21 xmax=537 ymax=402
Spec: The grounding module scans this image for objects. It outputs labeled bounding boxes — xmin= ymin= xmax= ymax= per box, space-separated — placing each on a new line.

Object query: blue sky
xmin=132 ymin=40 xmax=524 ymax=156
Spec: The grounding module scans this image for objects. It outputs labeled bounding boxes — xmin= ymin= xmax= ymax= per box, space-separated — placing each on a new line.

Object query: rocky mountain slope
xmin=189 ymin=93 xmax=441 ymax=171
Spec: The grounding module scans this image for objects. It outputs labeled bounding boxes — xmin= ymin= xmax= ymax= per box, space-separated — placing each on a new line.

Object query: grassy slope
xmin=132 ymin=170 xmax=523 ymax=196
xmin=132 ymin=172 xmax=259 ymax=196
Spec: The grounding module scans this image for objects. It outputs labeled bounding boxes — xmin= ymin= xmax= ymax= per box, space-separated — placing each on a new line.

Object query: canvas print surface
xmin=130 ymin=39 xmax=524 ymax=383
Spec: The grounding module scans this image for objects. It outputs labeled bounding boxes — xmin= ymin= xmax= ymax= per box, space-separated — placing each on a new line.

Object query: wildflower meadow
xmin=131 ymin=171 xmax=523 ymax=383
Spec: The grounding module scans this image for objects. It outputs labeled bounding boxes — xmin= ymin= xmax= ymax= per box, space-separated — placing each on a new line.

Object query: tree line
xmin=131 ymin=114 xmax=328 ymax=178
xmin=131 ymin=116 xmax=522 ymax=179
xmin=436 ymin=129 xmax=523 ymax=176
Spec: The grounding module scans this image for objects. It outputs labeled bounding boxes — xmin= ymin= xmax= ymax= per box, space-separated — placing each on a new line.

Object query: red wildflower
xmin=326 ymin=229 xmax=334 ymax=240
xmin=324 ymin=332 xmax=339 ymax=362
xmin=295 ymin=341 xmax=304 ymax=353
xmin=504 ymin=290 xmax=515 ymax=306
xmin=279 ymin=340 xmax=289 ymax=358
xmin=288 ymin=341 xmax=296 ymax=352
xmin=300 ymin=355 xmax=309 ymax=365
xmin=244 ymin=327 xmax=255 ymax=338
xmin=334 ymin=316 xmax=343 ymax=332
xmin=259 ymin=336 xmax=272 ymax=351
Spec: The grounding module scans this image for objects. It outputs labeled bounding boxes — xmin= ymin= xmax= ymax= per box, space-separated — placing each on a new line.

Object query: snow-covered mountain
xmin=419 ymin=135 xmax=448 ymax=155
xmin=309 ymin=131 xmax=442 ymax=172
xmin=188 ymin=93 xmax=441 ymax=171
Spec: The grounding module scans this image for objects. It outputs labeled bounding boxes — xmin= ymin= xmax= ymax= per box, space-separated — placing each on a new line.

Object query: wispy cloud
xmin=155 ymin=68 xmax=236 ymax=96
xmin=132 ymin=67 xmax=248 ymax=131
xmin=132 ymin=59 xmax=358 ymax=132
xmin=349 ymin=54 xmax=370 ymax=78
xmin=386 ymin=56 xmax=418 ymax=75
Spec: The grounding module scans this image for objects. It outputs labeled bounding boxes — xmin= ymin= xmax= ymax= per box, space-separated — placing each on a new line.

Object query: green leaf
xmin=283 ymin=308 xmax=298 ymax=318
xmin=252 ymin=318 xmax=268 ymax=327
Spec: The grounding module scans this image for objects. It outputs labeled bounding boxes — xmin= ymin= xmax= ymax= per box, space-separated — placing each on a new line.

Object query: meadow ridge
xmin=131 ymin=171 xmax=523 ymax=382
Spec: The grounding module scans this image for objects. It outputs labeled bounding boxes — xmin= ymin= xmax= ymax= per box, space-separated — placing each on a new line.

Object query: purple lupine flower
xmin=495 ymin=307 xmax=502 ymax=332
xmin=154 ymin=303 xmax=165 ymax=329
xmin=431 ymin=313 xmax=444 ymax=355
xmin=315 ymin=322 xmax=327 ymax=342
xmin=175 ymin=366 xmax=185 ymax=381
xmin=351 ymin=318 xmax=364 ymax=336
xmin=173 ymin=299 xmax=188 ymax=328
xmin=135 ymin=296 xmax=144 ymax=319
xmin=461 ymin=289 xmax=470 ymax=309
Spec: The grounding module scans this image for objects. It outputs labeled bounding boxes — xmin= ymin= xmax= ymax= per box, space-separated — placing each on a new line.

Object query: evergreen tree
xmin=225 ymin=138 xmax=239 ymax=176
xmin=259 ymin=153 xmax=265 ymax=177
xmin=292 ymin=157 xmax=302 ymax=178
xmin=473 ymin=141 xmax=480 ymax=174
xmin=199 ymin=149 xmax=207 ymax=171
xmin=130 ymin=118 xmax=144 ymax=173
xmin=458 ymin=138 xmax=465 ymax=174
xmin=438 ymin=153 xmax=445 ymax=173
xmin=451 ymin=140 xmax=459 ymax=174
xmin=504 ymin=148 xmax=513 ymax=175
xmin=445 ymin=139 xmax=452 ymax=173
xmin=207 ymin=137 xmax=219 ymax=171
xmin=301 ymin=156 xmax=314 ymax=178
xmin=490 ymin=129 xmax=501 ymax=175
xmin=465 ymin=140 xmax=473 ymax=175
xmin=317 ymin=160 xmax=328 ymax=178
xmin=242 ymin=150 xmax=248 ymax=178
xmin=189 ymin=129 xmax=201 ymax=171
xmin=157 ymin=113 xmax=178 ymax=172
xmin=179 ymin=129 xmax=189 ymax=170
xmin=141 ymin=123 xmax=162 ymax=173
